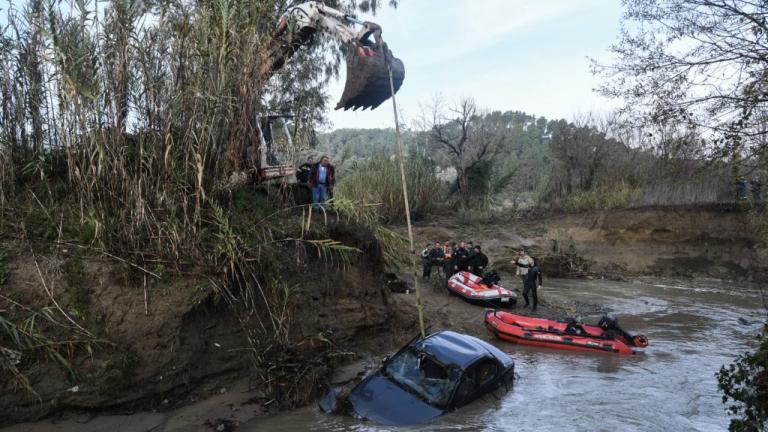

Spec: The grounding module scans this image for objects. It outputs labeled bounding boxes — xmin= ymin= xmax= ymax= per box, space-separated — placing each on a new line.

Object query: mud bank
xmin=0 ymin=222 xmax=408 ymax=428
xmin=408 ymin=206 xmax=768 ymax=282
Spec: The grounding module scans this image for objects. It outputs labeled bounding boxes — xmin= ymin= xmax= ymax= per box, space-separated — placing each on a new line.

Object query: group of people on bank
xmin=422 ymin=244 xmax=543 ymax=312
xmin=421 ymin=241 xmax=489 ymax=280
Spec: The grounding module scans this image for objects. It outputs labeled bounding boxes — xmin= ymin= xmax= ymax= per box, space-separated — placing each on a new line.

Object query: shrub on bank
xmin=336 ymin=154 xmax=446 ymax=222
xmin=562 ymin=188 xmax=641 ymax=212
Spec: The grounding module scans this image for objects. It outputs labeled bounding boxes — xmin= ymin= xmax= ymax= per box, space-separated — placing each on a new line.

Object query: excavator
xmin=263 ymin=1 xmax=405 ymax=111
xmin=246 ymin=1 xmax=405 ymax=196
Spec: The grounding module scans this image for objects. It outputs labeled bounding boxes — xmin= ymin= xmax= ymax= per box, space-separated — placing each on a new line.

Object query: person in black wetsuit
xmin=523 ymin=258 xmax=543 ymax=311
xmin=468 ymin=245 xmax=488 ymax=275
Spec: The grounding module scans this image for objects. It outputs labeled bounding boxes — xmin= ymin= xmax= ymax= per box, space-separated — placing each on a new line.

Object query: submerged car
xmin=320 ymin=330 xmax=515 ymax=426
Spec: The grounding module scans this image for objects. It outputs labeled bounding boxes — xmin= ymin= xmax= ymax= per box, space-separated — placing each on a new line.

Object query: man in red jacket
xmin=309 ymin=155 xmax=335 ymax=211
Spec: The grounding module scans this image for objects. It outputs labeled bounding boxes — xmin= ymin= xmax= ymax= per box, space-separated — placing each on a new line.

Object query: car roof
xmin=413 ymin=330 xmax=512 ymax=369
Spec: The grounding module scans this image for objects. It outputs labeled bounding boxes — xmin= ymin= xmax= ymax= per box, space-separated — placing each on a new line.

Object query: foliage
xmin=562 ymin=188 xmax=639 ymax=212
xmin=427 ymin=98 xmax=509 ymax=200
xmin=324 ymin=107 xmax=737 ymax=210
xmin=316 ymin=128 xmax=407 ymax=168
xmin=0 ymin=297 xmax=99 ymax=398
xmin=374 ymin=226 xmax=409 ymax=270
xmin=718 ymin=324 xmax=768 ymax=432
xmin=594 ymin=0 xmax=768 ymax=162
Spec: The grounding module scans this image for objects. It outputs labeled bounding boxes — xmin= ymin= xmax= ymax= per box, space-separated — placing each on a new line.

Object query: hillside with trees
xmin=323 ymin=106 xmax=740 ymax=219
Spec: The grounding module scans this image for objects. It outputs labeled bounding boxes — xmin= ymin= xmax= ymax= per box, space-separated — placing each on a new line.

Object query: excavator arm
xmin=259 ymin=1 xmax=405 ymax=111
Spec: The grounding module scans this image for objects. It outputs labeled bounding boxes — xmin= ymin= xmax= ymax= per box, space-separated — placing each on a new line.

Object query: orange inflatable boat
xmin=447 ymin=271 xmax=517 ymax=308
xmin=485 ymin=311 xmax=648 ymax=355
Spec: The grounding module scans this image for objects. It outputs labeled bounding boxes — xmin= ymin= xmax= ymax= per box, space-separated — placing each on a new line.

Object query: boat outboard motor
xmin=597 ymin=315 xmax=649 ymax=347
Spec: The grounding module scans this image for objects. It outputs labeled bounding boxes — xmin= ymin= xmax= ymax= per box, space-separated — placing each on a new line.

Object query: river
xmin=246 ymin=278 xmax=766 ymax=432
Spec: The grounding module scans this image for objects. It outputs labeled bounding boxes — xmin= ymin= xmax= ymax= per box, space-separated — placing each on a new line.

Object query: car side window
xmin=453 ymin=358 xmax=500 ymax=408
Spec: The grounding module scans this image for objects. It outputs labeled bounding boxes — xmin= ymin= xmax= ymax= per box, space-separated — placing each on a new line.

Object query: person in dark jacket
xmin=421 ymin=243 xmax=432 ymax=279
xmin=309 ymin=155 xmax=335 ymax=211
xmin=523 ymin=258 xmax=543 ymax=311
xmin=468 ymin=245 xmax=488 ymax=275
xmin=422 ymin=242 xmax=444 ymax=280
xmin=452 ymin=242 xmax=470 ymax=273
xmin=296 ymin=156 xmax=313 ymax=183
xmin=442 ymin=242 xmax=454 ymax=281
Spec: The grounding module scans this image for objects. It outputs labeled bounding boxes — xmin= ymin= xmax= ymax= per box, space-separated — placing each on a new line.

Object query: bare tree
xmin=594 ymin=0 xmax=768 ymax=160
xmin=428 ymin=97 xmax=506 ymax=199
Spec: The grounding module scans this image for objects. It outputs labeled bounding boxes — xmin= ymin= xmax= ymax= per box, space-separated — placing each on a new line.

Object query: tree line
xmin=323 ymin=101 xmax=740 ymax=212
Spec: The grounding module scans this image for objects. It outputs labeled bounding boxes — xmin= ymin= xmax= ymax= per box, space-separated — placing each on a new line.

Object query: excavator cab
xmin=254 ymin=114 xmax=295 ymax=181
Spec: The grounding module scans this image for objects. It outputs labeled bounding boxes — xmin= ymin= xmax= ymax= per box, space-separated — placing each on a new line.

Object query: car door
xmin=451 ymin=357 xmax=502 ymax=409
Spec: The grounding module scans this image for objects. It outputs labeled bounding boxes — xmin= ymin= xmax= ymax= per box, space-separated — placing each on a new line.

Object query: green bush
xmin=718 ymin=324 xmax=768 ymax=432
xmin=563 ymin=188 xmax=640 ymax=212
xmin=336 ymin=154 xmax=446 ymax=222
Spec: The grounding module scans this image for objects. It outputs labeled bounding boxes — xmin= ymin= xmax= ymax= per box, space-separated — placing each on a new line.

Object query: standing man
xmin=513 ymin=250 xmax=532 ymax=290
xmin=468 ymin=245 xmax=488 ymax=275
xmin=442 ymin=242 xmax=453 ymax=281
xmin=296 ymin=156 xmax=313 ymax=183
xmin=466 ymin=241 xmax=476 ymax=268
xmin=523 ymin=258 xmax=543 ymax=311
xmin=751 ymin=176 xmax=763 ymax=205
xmin=425 ymin=242 xmax=444 ymax=280
xmin=309 ymin=155 xmax=335 ymax=211
xmin=453 ymin=242 xmax=470 ymax=273
xmin=421 ymin=243 xmax=432 ymax=279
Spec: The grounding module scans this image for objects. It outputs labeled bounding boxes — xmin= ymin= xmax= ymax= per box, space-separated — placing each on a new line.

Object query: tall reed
xmin=336 ymin=154 xmax=446 ymax=222
xmin=0 ymin=0 xmax=384 ymax=401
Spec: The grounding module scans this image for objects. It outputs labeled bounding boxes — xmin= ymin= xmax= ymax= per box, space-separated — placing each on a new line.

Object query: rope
xmin=387 ymin=60 xmax=426 ymax=339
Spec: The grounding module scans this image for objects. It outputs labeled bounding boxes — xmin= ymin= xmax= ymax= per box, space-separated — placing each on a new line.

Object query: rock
xmin=738 ymin=317 xmax=752 ymax=325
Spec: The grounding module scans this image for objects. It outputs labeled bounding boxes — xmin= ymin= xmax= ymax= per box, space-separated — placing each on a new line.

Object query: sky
xmin=324 ymin=0 xmax=624 ymax=131
xmin=0 ymin=0 xmax=625 ymax=131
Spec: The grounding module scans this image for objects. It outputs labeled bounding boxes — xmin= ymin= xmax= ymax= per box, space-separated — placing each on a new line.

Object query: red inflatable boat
xmin=485 ymin=311 xmax=648 ymax=355
xmin=447 ymin=271 xmax=516 ymax=307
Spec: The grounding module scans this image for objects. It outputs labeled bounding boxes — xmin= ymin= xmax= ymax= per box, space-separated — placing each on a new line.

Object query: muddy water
xmin=247 ymin=278 xmax=766 ymax=432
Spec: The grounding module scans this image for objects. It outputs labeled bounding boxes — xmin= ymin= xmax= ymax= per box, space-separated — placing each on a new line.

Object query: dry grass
xmin=336 ymin=154 xmax=446 ymax=222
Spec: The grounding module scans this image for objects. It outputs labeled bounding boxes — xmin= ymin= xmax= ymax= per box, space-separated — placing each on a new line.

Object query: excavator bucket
xmin=335 ymin=45 xmax=405 ymax=111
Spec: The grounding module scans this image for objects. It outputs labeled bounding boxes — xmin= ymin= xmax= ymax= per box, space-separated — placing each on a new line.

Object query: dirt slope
xmin=407 ymin=206 xmax=767 ymax=282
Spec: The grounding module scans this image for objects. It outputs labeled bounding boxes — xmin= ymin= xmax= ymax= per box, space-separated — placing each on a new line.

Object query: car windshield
xmin=384 ymin=347 xmax=461 ymax=409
